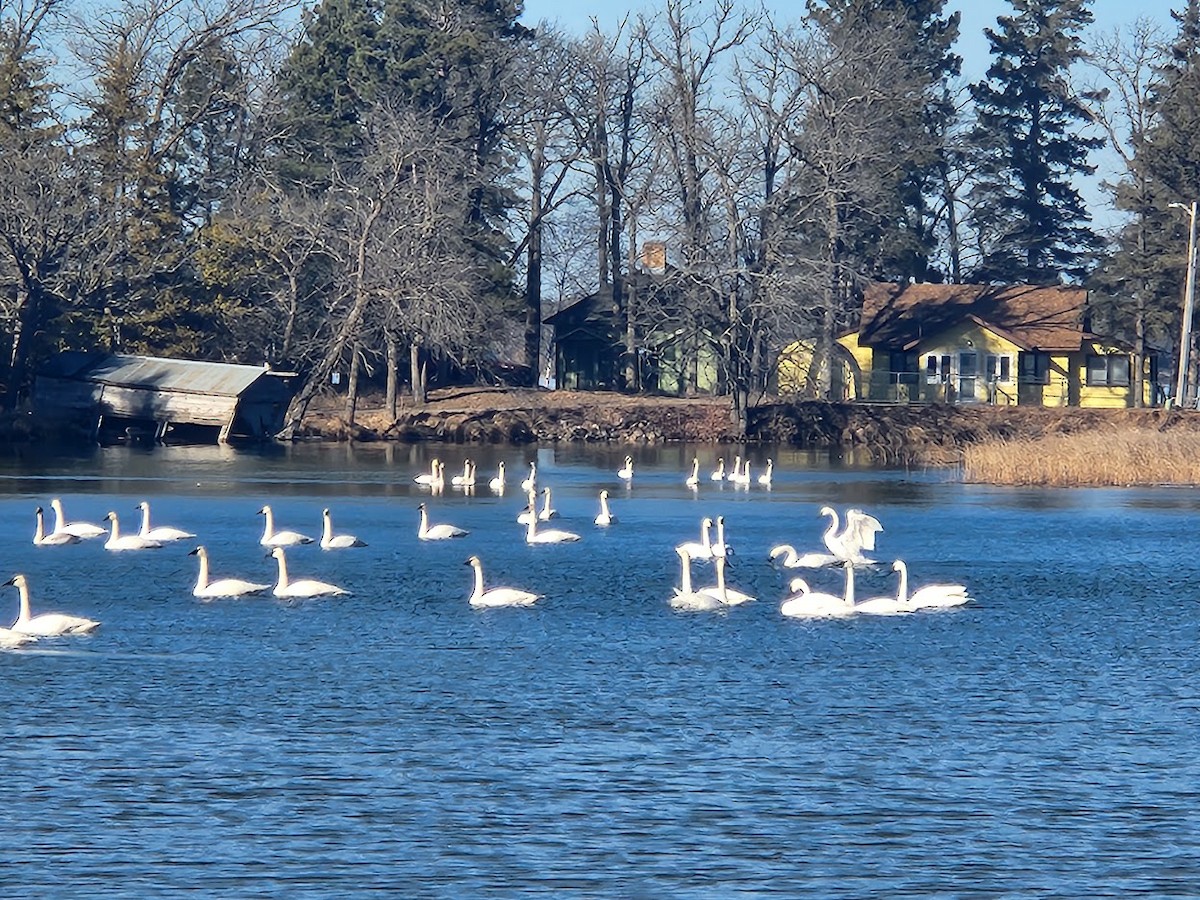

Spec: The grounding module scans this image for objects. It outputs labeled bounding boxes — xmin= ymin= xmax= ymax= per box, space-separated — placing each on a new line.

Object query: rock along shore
xmin=302 ymin=388 xmax=1200 ymax=467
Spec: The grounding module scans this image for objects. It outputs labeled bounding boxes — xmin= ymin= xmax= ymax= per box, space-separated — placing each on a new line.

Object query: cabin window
xmin=889 ymin=351 xmax=917 ymax=384
xmin=986 ymin=354 xmax=1012 ymax=382
xmin=1018 ymin=352 xmax=1050 ymax=385
xmin=1086 ymin=355 xmax=1130 ymax=387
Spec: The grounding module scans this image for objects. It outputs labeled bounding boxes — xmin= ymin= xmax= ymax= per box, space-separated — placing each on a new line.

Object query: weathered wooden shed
xmin=35 ymin=353 xmax=298 ymax=443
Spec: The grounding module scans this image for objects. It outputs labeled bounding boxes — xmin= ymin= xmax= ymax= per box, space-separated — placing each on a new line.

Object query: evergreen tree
xmin=967 ymin=0 xmax=1102 ymax=284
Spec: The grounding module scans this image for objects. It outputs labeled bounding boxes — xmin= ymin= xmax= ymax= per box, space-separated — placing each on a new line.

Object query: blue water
xmin=0 ymin=443 xmax=1197 ymax=896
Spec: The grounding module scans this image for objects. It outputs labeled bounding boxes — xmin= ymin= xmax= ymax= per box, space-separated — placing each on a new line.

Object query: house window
xmin=1018 ymin=352 xmax=1050 ymax=385
xmin=889 ymin=351 xmax=916 ymax=384
xmin=986 ymin=354 xmax=1012 ymax=382
xmin=1086 ymin=355 xmax=1130 ymax=387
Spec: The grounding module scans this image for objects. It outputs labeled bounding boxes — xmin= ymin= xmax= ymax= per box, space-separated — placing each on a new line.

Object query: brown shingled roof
xmin=859 ymin=283 xmax=1090 ymax=352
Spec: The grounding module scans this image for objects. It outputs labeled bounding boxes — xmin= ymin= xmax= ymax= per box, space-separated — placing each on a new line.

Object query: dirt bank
xmin=300 ymin=388 xmax=1200 ymax=466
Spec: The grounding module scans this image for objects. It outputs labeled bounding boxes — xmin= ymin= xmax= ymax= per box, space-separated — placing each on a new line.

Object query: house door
xmin=957 ymin=351 xmax=978 ymax=403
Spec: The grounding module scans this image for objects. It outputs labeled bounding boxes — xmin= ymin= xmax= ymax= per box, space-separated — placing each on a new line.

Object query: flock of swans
xmin=1 ymin=452 xmax=973 ymax=645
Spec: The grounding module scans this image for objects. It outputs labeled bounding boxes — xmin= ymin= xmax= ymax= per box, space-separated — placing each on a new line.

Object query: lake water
xmin=0 ymin=442 xmax=1197 ymax=896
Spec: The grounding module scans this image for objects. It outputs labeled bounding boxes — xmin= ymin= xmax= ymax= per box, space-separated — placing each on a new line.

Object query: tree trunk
xmin=525 ymin=157 xmax=543 ymax=388
xmin=344 ymin=344 xmax=360 ymax=427
xmin=386 ymin=333 xmax=399 ymax=420
xmin=410 ymin=340 xmax=427 ymax=404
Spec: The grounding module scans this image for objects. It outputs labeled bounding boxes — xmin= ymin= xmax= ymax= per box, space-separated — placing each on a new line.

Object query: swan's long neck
xmin=273 ymin=552 xmax=289 ymax=589
xmin=322 ymin=513 xmax=333 ymax=543
xmin=418 ymin=507 xmax=429 ymax=539
xmin=844 ymin=564 xmax=855 ymax=606
xmin=139 ymin=505 xmax=152 ymax=535
xmin=261 ymin=508 xmax=275 ymax=541
xmin=701 ymin=520 xmax=712 ymax=549
xmin=195 ymin=551 xmax=210 ymax=591
xmin=108 ymin=514 xmax=121 ymax=540
xmin=51 ymin=501 xmax=66 ymax=533
xmin=600 ymin=494 xmax=610 ymax=516
xmin=895 ymin=561 xmax=909 ymax=604
xmin=15 ymin=581 xmax=31 ymax=624
xmin=526 ymin=516 xmax=538 ymax=539
xmin=541 ymin=489 xmax=551 ymax=514
xmin=678 ymin=550 xmax=693 ymax=594
xmin=691 ymin=459 xmax=698 ymax=477
xmin=777 ymin=545 xmax=797 ymax=566
xmin=717 ymin=459 xmax=725 ymax=476
xmin=470 ymin=562 xmax=485 ymax=601
xmin=34 ymin=510 xmax=45 ymax=543
xmin=715 ymin=519 xmax=726 ymax=552
xmin=714 ymin=556 xmax=728 ymax=600
xmin=822 ymin=509 xmax=841 ymax=551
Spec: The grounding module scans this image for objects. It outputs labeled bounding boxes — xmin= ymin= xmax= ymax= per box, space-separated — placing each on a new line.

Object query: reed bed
xmin=962 ymin=429 xmax=1200 ymax=486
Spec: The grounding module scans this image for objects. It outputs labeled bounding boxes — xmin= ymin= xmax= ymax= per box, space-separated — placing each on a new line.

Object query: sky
xmin=518 ymin=0 xmax=1185 ymax=230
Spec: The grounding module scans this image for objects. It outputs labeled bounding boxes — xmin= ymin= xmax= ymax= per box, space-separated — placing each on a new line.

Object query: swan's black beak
xmin=188 ymin=547 xmax=200 ymax=556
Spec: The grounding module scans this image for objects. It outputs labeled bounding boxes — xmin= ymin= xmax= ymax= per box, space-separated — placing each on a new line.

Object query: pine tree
xmin=967 ymin=0 xmax=1103 ymax=284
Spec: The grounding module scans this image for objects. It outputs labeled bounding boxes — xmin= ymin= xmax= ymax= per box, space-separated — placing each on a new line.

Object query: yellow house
xmin=847 ymin=283 xmax=1156 ymax=407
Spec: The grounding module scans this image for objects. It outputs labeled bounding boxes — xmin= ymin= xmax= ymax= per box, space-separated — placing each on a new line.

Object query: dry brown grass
xmin=962 ymin=429 xmax=1200 ymax=486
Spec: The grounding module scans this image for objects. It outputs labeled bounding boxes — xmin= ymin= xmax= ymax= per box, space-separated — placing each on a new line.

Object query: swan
xmin=188 ymin=546 xmax=270 ymax=598
xmin=712 ymin=515 xmax=733 ymax=559
xmin=617 ymin=455 xmax=634 ymax=481
xmin=320 ymin=508 xmax=367 ymax=549
xmin=525 ymin=514 xmax=581 ymax=544
xmin=845 ymin=562 xmax=910 ymax=616
xmin=0 ymin=627 xmax=35 ymax=649
xmin=103 ymin=512 xmax=164 ymax=551
xmin=49 ymin=498 xmax=106 ymax=539
xmin=5 ymin=574 xmax=100 ymax=635
xmin=538 ymin=486 xmax=558 ymax=521
xmin=257 ymin=506 xmax=314 ymax=547
xmin=768 ymin=544 xmax=840 ymax=568
xmin=269 ymin=547 xmax=348 ymax=598
xmin=33 ymin=507 xmax=80 ymax=546
xmin=676 ymin=517 xmax=714 ymax=560
xmin=780 ymin=572 xmax=856 ymax=618
xmin=685 ymin=457 xmax=700 ymax=489
xmin=489 ymin=461 xmax=506 ymax=493
xmin=698 ymin=554 xmax=755 ymax=605
xmin=516 ymin=490 xmax=538 ymax=525
xmin=417 ymin=503 xmax=468 ymax=540
xmin=710 ymin=458 xmax=726 ymax=481
xmin=594 ymin=489 xmax=616 ymax=526
xmin=820 ymin=506 xmax=882 ymax=564
xmin=451 ymin=460 xmax=476 ymax=488
xmin=670 ymin=546 xmax=723 ymax=611
xmin=520 ymin=462 xmax=537 ymax=492
xmin=757 ymin=459 xmax=774 ymax=487
xmin=893 ymin=559 xmax=971 ymax=610
xmin=728 ymin=458 xmax=749 ymax=486
xmin=465 ymin=555 xmax=541 ymax=607
xmin=136 ymin=501 xmax=196 ymax=542
xmin=413 ymin=458 xmax=441 ymax=486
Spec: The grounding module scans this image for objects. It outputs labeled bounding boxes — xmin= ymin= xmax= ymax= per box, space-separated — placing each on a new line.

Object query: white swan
xmin=451 ymin=459 xmax=476 ymax=488
xmin=699 ymin=554 xmax=755 ymax=605
xmin=525 ymin=514 xmax=580 ymax=544
xmin=685 ymin=457 xmax=700 ymax=489
xmin=594 ymin=489 xmax=616 ymax=526
xmin=520 ymin=462 xmax=537 ymax=492
xmin=676 ymin=517 xmax=714 ymax=560
xmin=728 ymin=457 xmax=749 ymax=486
xmin=33 ymin=506 xmax=80 ymax=546
xmin=5 ymin=574 xmax=100 ymax=635
xmin=768 ymin=544 xmax=840 ymax=568
xmin=320 ymin=508 xmax=367 ymax=549
xmin=489 ymin=461 xmax=506 ymax=493
xmin=0 ymin=626 xmax=35 ymax=649
xmin=269 ymin=547 xmax=348 ymax=598
xmin=417 ymin=503 xmax=468 ymax=540
xmin=104 ymin=512 xmax=164 ymax=551
xmin=780 ymin=572 xmax=856 ymax=618
xmin=617 ymin=455 xmax=634 ymax=481
xmin=710 ymin=458 xmax=725 ymax=481
xmin=820 ymin=506 xmax=882 ymax=564
xmin=49 ymin=498 xmax=106 ymax=539
xmin=465 ymin=555 xmax=541 ymax=607
xmin=136 ymin=501 xmax=196 ymax=542
xmin=757 ymin=459 xmax=774 ymax=487
xmin=845 ymin=562 xmax=910 ymax=616
xmin=538 ymin=486 xmax=558 ymax=521
xmin=188 ymin=546 xmax=270 ymax=598
xmin=413 ymin=458 xmax=441 ymax=486
xmin=257 ymin=506 xmax=314 ymax=547
xmin=712 ymin=515 xmax=733 ymax=559
xmin=670 ymin=546 xmax=723 ymax=611
xmin=516 ymin=490 xmax=538 ymax=525
xmin=893 ymin=559 xmax=971 ymax=610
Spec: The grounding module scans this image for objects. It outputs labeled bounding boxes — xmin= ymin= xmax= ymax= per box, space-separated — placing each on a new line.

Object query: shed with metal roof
xmin=34 ymin=353 xmax=298 ymax=442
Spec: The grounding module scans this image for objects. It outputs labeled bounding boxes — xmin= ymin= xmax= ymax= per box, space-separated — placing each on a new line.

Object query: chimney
xmin=641 ymin=241 xmax=666 ymax=274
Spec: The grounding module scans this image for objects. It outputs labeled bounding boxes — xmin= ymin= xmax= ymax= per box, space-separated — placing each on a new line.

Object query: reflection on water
xmin=0 ymin=443 xmax=1196 ymax=894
